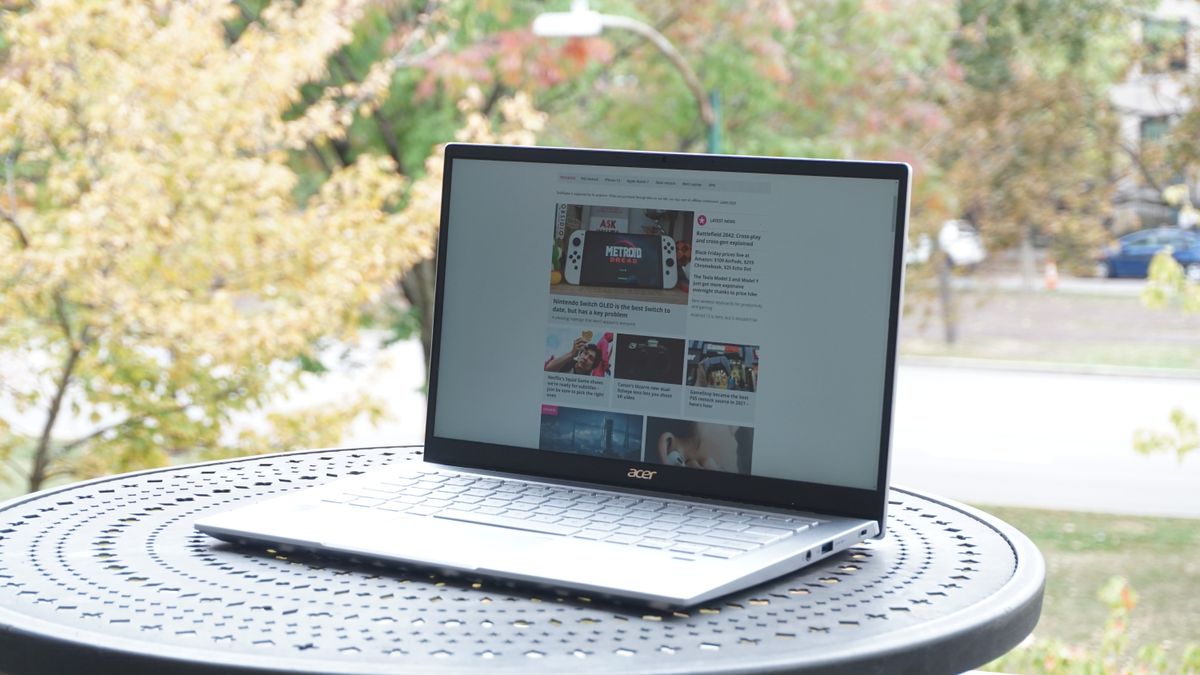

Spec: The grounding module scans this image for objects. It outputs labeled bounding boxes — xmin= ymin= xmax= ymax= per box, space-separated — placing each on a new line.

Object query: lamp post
xmin=532 ymin=1 xmax=721 ymax=153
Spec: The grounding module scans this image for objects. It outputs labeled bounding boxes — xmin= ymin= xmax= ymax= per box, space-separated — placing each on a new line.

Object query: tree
xmin=944 ymin=0 xmax=1143 ymax=284
xmin=0 ymin=0 xmax=436 ymax=492
xmin=281 ymin=1 xmax=965 ymax=362
xmin=1134 ymin=250 xmax=1200 ymax=463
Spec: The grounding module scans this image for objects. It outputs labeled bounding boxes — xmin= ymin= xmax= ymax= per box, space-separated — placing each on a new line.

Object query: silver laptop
xmin=195 ymin=144 xmax=910 ymax=608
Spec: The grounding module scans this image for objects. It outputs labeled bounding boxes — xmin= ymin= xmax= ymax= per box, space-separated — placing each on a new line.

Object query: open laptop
xmin=195 ymin=144 xmax=910 ymax=608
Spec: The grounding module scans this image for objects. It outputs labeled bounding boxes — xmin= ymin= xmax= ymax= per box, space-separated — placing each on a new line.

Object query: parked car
xmin=1095 ymin=227 xmax=1200 ymax=281
xmin=904 ymin=221 xmax=987 ymax=268
xmin=939 ymin=220 xmax=987 ymax=268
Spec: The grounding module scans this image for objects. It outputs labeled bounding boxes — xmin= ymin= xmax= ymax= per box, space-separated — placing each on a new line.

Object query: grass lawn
xmin=977 ymin=504 xmax=1200 ymax=667
xmin=901 ymin=287 xmax=1200 ymax=372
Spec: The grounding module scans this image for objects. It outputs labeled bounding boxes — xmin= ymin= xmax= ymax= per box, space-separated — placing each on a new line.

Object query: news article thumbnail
xmin=614 ymin=334 xmax=685 ymax=385
xmin=549 ymin=204 xmax=694 ymax=306
xmin=643 ymin=417 xmax=754 ymax=474
xmin=686 ymin=341 xmax=758 ymax=392
xmin=544 ymin=326 xmax=615 ymax=377
xmin=539 ymin=405 xmax=643 ymax=461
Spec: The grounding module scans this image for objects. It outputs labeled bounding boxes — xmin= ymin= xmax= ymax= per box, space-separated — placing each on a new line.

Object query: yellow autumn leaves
xmin=0 ymin=1 xmax=544 ymax=489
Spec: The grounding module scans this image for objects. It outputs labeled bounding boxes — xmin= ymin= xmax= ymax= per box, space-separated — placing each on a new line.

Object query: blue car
xmin=1096 ymin=227 xmax=1200 ymax=281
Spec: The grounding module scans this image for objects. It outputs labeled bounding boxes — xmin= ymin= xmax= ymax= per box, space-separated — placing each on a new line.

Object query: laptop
xmin=195 ymin=144 xmax=910 ymax=608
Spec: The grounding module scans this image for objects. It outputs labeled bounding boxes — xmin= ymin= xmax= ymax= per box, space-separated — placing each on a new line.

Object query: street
xmin=891 ymin=361 xmax=1200 ymax=517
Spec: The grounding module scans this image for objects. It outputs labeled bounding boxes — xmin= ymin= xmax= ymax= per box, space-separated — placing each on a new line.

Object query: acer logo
xmin=628 ymin=468 xmax=657 ymax=480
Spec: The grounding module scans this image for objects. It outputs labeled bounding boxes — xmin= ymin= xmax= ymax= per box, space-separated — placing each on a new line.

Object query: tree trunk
xmin=1019 ymin=227 xmax=1036 ymax=292
xmin=399 ymin=256 xmax=437 ymax=377
xmin=937 ymin=254 xmax=958 ymax=345
xmin=30 ymin=345 xmax=82 ymax=493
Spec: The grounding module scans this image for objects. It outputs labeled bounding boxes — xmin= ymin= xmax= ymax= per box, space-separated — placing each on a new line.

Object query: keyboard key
xmin=435 ymin=509 xmax=578 ymax=536
xmin=744 ymin=525 xmax=793 ymax=538
xmin=702 ymin=546 xmax=743 ymax=559
xmin=676 ymin=534 xmax=735 ymax=548
xmin=603 ymin=533 xmax=640 ymax=545
xmin=359 ymin=485 xmax=403 ymax=495
xmin=636 ymin=537 xmax=672 ymax=549
xmin=702 ymin=536 xmax=758 ymax=551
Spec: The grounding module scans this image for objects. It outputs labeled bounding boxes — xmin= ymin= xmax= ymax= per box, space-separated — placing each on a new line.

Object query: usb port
xmin=821 ymin=541 xmax=834 ymax=554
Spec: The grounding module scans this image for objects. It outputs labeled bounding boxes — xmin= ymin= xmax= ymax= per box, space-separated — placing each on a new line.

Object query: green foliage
xmin=944 ymin=0 xmax=1138 ymax=263
xmin=1136 ymin=250 xmax=1200 ymax=463
xmin=987 ymin=577 xmax=1199 ymax=674
xmin=1134 ymin=408 xmax=1199 ymax=463
xmin=954 ymin=0 xmax=1145 ymax=90
xmin=1142 ymin=249 xmax=1200 ymax=313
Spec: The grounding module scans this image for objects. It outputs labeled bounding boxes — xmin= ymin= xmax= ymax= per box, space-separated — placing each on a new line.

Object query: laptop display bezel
xmin=423 ymin=143 xmax=908 ymax=525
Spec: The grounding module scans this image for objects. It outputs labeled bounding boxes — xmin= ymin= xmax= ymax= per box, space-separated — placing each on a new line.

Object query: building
xmin=1109 ymin=0 xmax=1200 ymax=230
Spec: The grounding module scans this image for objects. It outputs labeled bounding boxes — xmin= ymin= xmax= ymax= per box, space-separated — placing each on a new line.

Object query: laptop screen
xmin=426 ymin=145 xmax=907 ymax=518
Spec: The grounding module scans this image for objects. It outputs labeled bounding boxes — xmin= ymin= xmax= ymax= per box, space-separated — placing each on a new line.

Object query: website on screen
xmin=434 ymin=158 xmax=899 ymax=490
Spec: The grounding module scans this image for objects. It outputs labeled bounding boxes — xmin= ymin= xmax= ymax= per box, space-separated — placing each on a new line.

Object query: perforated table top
xmin=0 ymin=446 xmax=1043 ymax=674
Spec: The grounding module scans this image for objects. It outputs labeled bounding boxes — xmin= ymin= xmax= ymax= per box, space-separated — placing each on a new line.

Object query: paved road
xmin=891 ymin=361 xmax=1200 ymax=518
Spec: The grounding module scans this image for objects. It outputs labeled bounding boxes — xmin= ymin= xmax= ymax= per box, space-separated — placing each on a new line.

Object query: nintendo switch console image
xmin=563 ymin=231 xmax=678 ymax=289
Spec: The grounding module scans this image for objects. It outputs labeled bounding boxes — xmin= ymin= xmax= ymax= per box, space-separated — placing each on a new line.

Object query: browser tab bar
xmin=557 ymin=172 xmax=770 ymax=194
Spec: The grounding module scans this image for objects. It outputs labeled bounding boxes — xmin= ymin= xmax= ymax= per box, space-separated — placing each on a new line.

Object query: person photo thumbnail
xmin=644 ymin=417 xmax=754 ymax=475
xmin=614 ymin=334 xmax=685 ymax=385
xmin=538 ymin=405 xmax=643 ymax=461
xmin=544 ymin=326 xmax=614 ymax=377
xmin=686 ymin=341 xmax=759 ymax=392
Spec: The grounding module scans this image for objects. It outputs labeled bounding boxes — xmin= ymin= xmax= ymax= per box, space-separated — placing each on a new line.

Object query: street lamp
xmin=532 ymin=0 xmax=721 ymax=153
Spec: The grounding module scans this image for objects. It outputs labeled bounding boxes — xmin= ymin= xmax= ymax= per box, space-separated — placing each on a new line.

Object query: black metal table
xmin=0 ymin=446 xmax=1043 ymax=674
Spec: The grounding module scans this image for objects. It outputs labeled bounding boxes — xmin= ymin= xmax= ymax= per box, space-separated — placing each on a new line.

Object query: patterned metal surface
xmin=0 ymin=447 xmax=1043 ymax=674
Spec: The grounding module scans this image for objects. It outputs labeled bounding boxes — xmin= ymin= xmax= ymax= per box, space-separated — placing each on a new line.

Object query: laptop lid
xmin=424 ymin=144 xmax=909 ymax=526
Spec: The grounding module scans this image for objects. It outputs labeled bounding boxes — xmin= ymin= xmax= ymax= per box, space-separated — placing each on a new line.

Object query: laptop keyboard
xmin=321 ymin=469 xmax=820 ymax=560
